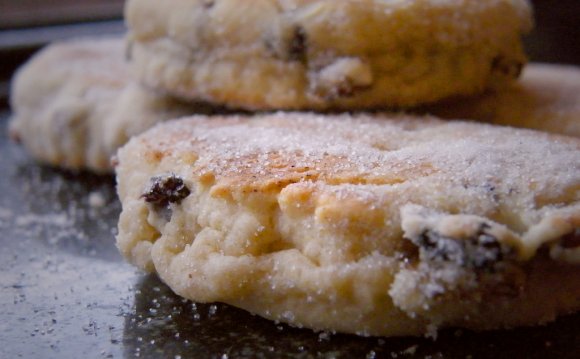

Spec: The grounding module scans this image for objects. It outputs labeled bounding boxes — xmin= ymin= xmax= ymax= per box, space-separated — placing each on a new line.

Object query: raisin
xmin=469 ymin=233 xmax=504 ymax=270
xmin=411 ymin=224 xmax=510 ymax=272
xmin=288 ymin=26 xmax=307 ymax=63
xmin=415 ymin=231 xmax=464 ymax=264
xmin=264 ymin=24 xmax=308 ymax=63
xmin=142 ymin=174 xmax=191 ymax=207
xmin=202 ymin=0 xmax=215 ymax=8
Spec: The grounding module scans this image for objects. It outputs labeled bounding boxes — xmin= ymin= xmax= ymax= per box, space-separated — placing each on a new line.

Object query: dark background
xmin=525 ymin=0 xmax=580 ymax=64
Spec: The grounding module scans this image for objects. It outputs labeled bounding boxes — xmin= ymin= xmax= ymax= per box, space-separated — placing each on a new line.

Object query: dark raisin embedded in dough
xmin=288 ymin=26 xmax=307 ymax=63
xmin=142 ymin=174 xmax=191 ymax=207
xmin=411 ymin=224 xmax=510 ymax=272
xmin=471 ymin=229 xmax=505 ymax=269
xmin=491 ymin=56 xmax=524 ymax=78
xmin=202 ymin=0 xmax=215 ymax=8
xmin=415 ymin=230 xmax=465 ymax=264
xmin=264 ymin=24 xmax=308 ymax=63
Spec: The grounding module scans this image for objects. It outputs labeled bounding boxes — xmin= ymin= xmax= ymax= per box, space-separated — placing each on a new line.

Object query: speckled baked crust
xmin=424 ymin=63 xmax=580 ymax=137
xmin=9 ymin=38 xmax=210 ymax=173
xmin=126 ymin=0 xmax=533 ymax=110
xmin=115 ymin=113 xmax=580 ymax=337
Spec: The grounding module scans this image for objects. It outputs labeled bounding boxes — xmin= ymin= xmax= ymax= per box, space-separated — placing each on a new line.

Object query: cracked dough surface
xmin=9 ymin=37 xmax=214 ymax=173
xmin=424 ymin=63 xmax=580 ymax=138
xmin=116 ymin=113 xmax=580 ymax=337
xmin=126 ymin=0 xmax=532 ymax=110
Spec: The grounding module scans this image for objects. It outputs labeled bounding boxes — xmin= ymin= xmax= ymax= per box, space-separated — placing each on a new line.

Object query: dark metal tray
xmin=1 ymin=111 xmax=579 ymax=358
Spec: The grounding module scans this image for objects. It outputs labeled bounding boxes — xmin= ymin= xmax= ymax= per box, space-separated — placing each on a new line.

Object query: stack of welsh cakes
xmin=10 ymin=0 xmax=580 ymax=337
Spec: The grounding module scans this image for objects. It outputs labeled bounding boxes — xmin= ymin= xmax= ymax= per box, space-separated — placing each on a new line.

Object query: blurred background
xmin=0 ymin=0 xmax=579 ymax=106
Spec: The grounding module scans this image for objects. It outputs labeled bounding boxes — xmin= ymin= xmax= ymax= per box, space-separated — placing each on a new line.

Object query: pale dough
xmin=115 ymin=112 xmax=580 ymax=337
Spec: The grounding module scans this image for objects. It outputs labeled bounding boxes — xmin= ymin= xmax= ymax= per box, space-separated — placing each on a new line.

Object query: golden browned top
xmin=125 ymin=113 xmax=579 ymax=220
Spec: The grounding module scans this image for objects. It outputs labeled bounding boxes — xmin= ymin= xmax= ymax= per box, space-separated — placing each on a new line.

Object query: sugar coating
xmin=126 ymin=0 xmax=533 ymax=110
xmin=116 ymin=112 xmax=580 ymax=337
xmin=9 ymin=37 xmax=213 ymax=173
xmin=10 ymin=38 xmax=579 ymax=175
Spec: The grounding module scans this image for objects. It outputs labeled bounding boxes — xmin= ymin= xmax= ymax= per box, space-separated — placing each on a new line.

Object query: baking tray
xmin=0 ymin=110 xmax=579 ymax=359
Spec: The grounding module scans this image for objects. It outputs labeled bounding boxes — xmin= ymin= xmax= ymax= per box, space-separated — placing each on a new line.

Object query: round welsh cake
xmin=115 ymin=112 xmax=580 ymax=337
xmin=126 ymin=0 xmax=533 ymax=110
xmin=9 ymin=38 xmax=211 ymax=173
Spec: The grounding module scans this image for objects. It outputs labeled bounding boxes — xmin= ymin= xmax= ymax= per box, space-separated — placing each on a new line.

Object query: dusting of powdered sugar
xmin=139 ymin=112 xmax=579 ymax=193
